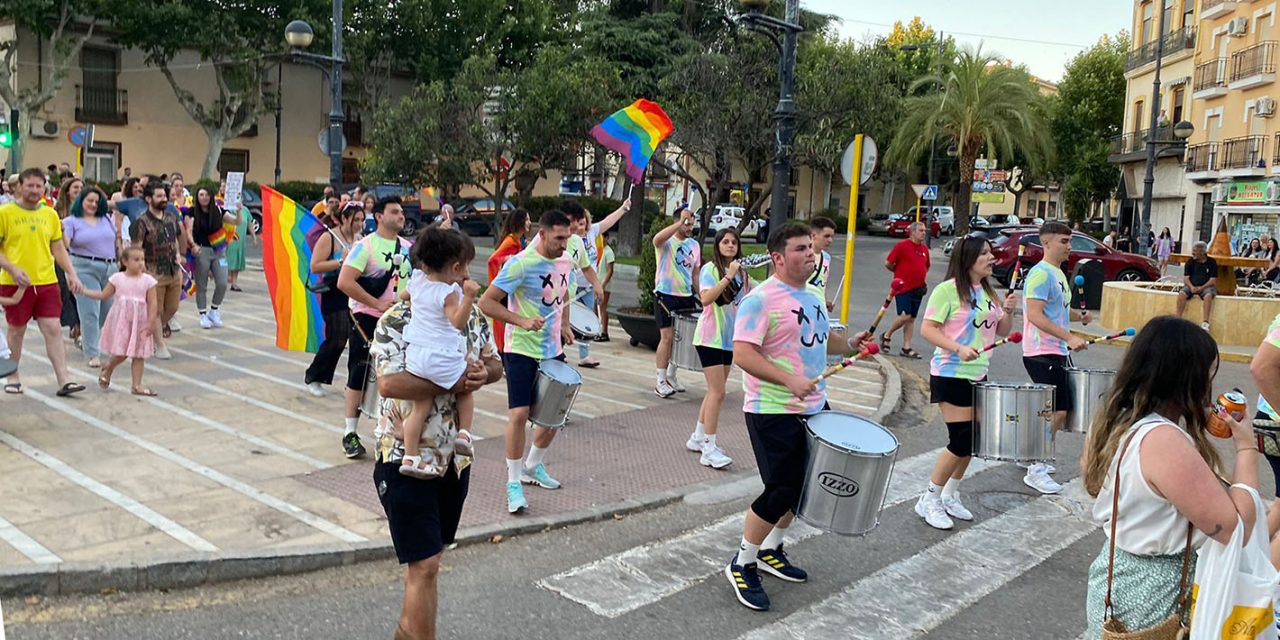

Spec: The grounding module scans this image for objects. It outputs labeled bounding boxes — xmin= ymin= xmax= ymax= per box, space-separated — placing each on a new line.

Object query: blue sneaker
xmin=521 ymin=463 xmax=561 ymax=490
xmin=725 ymin=558 xmax=770 ymax=611
xmin=506 ymin=482 xmax=528 ymax=514
xmin=757 ymin=544 xmax=808 ymax=583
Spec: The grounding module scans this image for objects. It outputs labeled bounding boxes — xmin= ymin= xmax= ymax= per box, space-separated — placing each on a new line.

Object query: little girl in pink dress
xmin=82 ymin=247 xmax=161 ymax=395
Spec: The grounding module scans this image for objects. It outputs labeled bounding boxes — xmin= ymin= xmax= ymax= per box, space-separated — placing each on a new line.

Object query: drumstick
xmin=541 ymin=288 xmax=591 ymax=320
xmin=979 ymin=331 xmax=1022 ymax=353
xmin=1084 ymin=327 xmax=1136 ymax=345
xmin=812 ymin=343 xmax=880 ymax=383
xmin=1073 ymin=274 xmax=1089 ymax=325
xmin=866 ymin=278 xmax=905 ymax=337
xmin=1009 ymin=244 xmax=1026 ymax=291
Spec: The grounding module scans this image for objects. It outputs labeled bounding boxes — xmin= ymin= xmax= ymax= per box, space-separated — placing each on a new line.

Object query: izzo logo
xmin=818 ymin=472 xmax=860 ymax=498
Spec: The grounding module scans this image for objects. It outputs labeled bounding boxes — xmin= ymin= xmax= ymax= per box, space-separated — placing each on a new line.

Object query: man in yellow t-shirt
xmin=0 ymin=168 xmax=86 ymax=396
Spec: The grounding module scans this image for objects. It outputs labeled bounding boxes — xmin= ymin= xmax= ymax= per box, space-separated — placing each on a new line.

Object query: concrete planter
xmin=617 ymin=307 xmax=660 ymax=349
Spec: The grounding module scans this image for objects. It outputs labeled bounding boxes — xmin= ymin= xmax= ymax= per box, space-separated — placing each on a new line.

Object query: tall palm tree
xmin=886 ymin=46 xmax=1054 ymax=235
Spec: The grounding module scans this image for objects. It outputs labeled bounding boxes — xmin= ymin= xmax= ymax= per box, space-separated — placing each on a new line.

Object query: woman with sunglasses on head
xmin=915 ymin=235 xmax=1017 ymax=531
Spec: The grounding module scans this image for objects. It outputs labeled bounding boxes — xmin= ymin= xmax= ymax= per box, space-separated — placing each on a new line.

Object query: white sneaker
xmin=199 ymin=313 xmax=213 ymax=330
xmin=1201 ymin=322 xmax=1210 ymax=331
xmin=914 ymin=494 xmax=954 ymax=530
xmin=209 ymin=309 xmax=223 ymax=328
xmin=669 ymin=376 xmax=686 ymax=392
xmin=167 ymin=318 xmax=182 ymax=333
xmin=1020 ymin=462 xmax=1057 ymax=475
xmin=154 ymin=344 xmax=173 ymax=360
xmin=943 ymin=495 xmax=974 ymax=521
xmin=700 ymin=444 xmax=733 ymax=469
xmin=685 ymin=432 xmax=704 ymax=452
xmin=1024 ymin=469 xmax=1063 ymax=494
xmin=306 ymin=382 xmax=325 ymax=398
xmin=655 ymin=379 xmax=676 ymax=398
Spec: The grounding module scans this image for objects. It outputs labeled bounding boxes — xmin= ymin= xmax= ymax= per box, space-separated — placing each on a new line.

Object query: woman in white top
xmin=1082 ymin=315 xmax=1260 ymax=638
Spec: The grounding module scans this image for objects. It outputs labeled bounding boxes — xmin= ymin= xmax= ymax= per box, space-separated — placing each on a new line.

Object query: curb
xmin=1068 ymin=328 xmax=1253 ymax=364
xmin=2 ymin=345 xmax=903 ymax=598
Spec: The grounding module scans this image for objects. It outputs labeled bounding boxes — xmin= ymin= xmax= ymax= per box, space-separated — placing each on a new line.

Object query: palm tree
xmin=886 ymin=46 xmax=1054 ymax=235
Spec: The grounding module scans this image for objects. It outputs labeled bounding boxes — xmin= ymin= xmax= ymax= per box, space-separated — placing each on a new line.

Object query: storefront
xmin=1214 ymin=179 xmax=1280 ymax=254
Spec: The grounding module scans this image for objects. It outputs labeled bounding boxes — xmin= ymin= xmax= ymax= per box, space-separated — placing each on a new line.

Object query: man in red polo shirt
xmin=879 ymin=221 xmax=930 ymax=359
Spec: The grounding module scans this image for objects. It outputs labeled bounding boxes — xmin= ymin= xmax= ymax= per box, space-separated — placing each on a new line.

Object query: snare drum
xmin=530 ymin=359 xmax=583 ymax=428
xmin=973 ymin=382 xmax=1056 ymax=463
xmin=797 ymin=411 xmax=899 ymax=536
xmin=569 ymin=301 xmax=602 ymax=339
xmin=672 ymin=309 xmax=703 ymax=372
xmin=359 ymin=365 xmax=381 ymax=418
xmin=1064 ymin=367 xmax=1116 ymax=434
xmin=827 ymin=322 xmax=848 ymax=366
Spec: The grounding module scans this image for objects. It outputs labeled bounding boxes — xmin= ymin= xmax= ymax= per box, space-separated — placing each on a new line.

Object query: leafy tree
xmin=1051 ymin=33 xmax=1128 ymax=218
xmin=0 ymin=0 xmax=106 ymax=169
xmin=885 ymin=46 xmax=1053 ymax=234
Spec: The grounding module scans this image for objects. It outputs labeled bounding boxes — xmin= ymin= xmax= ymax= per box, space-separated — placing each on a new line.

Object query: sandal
xmin=98 ymin=374 xmax=111 ymax=389
xmin=879 ymin=332 xmax=892 ymax=350
xmin=87 ymin=357 xmax=101 ymax=369
xmin=398 ymin=455 xmax=432 ymax=479
xmin=3 ymin=382 xmax=22 ymax=395
xmin=56 ymin=382 xmax=86 ymax=397
xmin=131 ymin=387 xmax=158 ymax=397
xmin=579 ymin=358 xmax=601 ymax=369
xmin=229 ymin=284 xmax=243 ymax=292
xmin=899 ymin=347 xmax=922 ymax=359
xmin=162 ymin=325 xmax=172 ymax=339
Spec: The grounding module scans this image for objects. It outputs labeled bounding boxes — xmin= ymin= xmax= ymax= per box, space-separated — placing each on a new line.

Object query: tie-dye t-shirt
xmin=566 ymin=233 xmax=594 ymax=290
xmin=654 ymin=235 xmax=701 ymax=296
xmin=489 ymin=247 xmax=575 ymax=360
xmin=1258 ymin=313 xmax=1280 ymax=419
xmin=733 ymin=276 xmax=831 ymax=415
xmin=694 ymin=263 xmax=750 ymax=351
xmin=1021 ymin=261 xmax=1070 ymax=357
xmin=344 ymin=233 xmax=413 ymax=318
xmin=808 ymin=250 xmax=831 ymax=295
xmin=924 ymin=279 xmax=1004 ymax=380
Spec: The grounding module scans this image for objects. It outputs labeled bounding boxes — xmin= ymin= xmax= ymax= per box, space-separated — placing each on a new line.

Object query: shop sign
xmin=973 ymin=192 xmax=1005 ymax=203
xmin=1227 ymin=180 xmax=1268 ymax=204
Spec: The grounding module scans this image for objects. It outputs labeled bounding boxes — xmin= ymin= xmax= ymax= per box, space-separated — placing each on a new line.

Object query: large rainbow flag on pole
xmin=590 ymin=99 xmax=674 ymax=182
xmin=261 ymin=186 xmax=325 ymax=353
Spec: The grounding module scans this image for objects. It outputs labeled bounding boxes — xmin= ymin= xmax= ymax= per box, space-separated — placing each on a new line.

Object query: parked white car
xmin=705 ymin=205 xmax=762 ymax=239
xmin=904 ymin=205 xmax=955 ymax=235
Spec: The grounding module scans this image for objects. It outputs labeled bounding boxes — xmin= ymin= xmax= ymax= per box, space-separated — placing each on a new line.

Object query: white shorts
xmin=405 ymin=342 xmax=468 ymax=390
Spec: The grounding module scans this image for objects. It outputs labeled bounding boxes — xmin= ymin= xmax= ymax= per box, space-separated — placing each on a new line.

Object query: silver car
xmin=865 ymin=213 xmax=897 ymax=235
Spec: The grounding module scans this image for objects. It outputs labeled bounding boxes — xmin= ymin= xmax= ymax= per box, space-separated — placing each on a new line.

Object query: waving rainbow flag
xmin=590 ymin=99 xmax=674 ymax=182
xmin=261 ymin=186 xmax=325 ymax=353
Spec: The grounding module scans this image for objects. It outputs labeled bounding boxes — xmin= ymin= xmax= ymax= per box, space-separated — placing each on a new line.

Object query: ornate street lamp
xmin=283 ymin=10 xmax=344 ymax=191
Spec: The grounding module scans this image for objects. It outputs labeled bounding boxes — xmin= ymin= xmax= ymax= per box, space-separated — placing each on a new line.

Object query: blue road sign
xmin=922 ymin=185 xmax=938 ymax=200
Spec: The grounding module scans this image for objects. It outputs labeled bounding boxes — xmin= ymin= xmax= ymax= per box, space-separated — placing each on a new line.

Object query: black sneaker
xmin=725 ymin=558 xmax=770 ymax=611
xmin=342 ymin=432 xmax=366 ymax=459
xmin=757 ymin=544 xmax=808 ymax=583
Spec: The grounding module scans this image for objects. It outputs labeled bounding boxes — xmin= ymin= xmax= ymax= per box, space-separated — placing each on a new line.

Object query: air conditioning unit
xmin=29 ymin=118 xmax=59 ymax=138
xmin=1212 ymin=182 xmax=1230 ymax=203
xmin=1257 ymin=96 xmax=1277 ymax=117
xmin=1228 ymin=17 xmax=1249 ymax=36
xmin=1268 ymin=182 xmax=1280 ymax=204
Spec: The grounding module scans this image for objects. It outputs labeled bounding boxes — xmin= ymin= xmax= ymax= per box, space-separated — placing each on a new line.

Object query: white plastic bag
xmin=1190 ymin=484 xmax=1280 ymax=640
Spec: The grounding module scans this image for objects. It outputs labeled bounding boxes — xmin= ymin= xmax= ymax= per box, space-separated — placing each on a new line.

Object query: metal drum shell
xmin=569 ymin=301 xmax=601 ymax=340
xmin=529 ymin=359 xmax=583 ymax=429
xmin=359 ymin=366 xmax=381 ymax=419
xmin=972 ymin=382 xmax=1056 ymax=463
xmin=827 ymin=322 xmax=848 ymax=366
xmin=672 ymin=309 xmax=703 ymax=372
xmin=1064 ymin=367 xmax=1116 ymax=434
xmin=796 ymin=411 xmax=899 ymax=536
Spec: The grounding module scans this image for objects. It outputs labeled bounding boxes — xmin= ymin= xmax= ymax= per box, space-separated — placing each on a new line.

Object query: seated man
xmin=1175 ymin=240 xmax=1217 ymax=331
xmin=370 ymin=300 xmax=502 ymax=640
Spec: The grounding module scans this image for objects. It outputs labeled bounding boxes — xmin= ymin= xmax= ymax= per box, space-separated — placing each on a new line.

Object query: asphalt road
xmin=5 ymin=233 xmax=1269 ymax=640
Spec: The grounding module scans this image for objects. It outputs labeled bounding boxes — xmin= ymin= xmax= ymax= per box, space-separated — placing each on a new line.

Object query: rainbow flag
xmin=261 ymin=186 xmax=325 ymax=353
xmin=590 ymin=99 xmax=674 ymax=182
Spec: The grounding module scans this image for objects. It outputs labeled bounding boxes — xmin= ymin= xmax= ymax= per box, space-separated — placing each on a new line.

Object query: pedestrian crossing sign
xmin=922 ymin=185 xmax=938 ymax=201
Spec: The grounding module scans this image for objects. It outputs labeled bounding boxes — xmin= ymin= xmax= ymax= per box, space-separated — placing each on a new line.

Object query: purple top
xmin=62 ymin=215 xmax=118 ymax=260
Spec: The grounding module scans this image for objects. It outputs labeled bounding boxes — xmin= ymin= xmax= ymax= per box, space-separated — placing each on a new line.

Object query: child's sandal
xmin=398 ymin=455 xmax=431 ymax=479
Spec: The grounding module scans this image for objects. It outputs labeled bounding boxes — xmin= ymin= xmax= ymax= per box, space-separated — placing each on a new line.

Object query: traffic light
xmin=0 ymin=119 xmax=10 ymax=148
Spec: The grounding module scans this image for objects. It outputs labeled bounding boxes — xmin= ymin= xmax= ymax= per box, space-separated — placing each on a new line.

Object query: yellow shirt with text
xmin=0 ymin=202 xmax=62 ymax=286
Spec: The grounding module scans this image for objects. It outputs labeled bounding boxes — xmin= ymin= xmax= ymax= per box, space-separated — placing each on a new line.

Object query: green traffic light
xmin=0 ymin=130 xmax=10 ymax=148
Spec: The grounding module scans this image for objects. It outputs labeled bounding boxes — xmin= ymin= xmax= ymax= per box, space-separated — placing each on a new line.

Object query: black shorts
xmin=654 ymin=292 xmax=698 ymax=329
xmin=373 ymin=462 xmax=470 ymax=564
xmin=696 ymin=345 xmax=734 ymax=368
xmin=930 ymin=375 xmax=984 ymax=407
xmin=1023 ymin=355 xmax=1074 ymax=414
xmin=895 ymin=286 xmax=927 ymax=317
xmin=502 ymin=352 xmax=565 ymax=409
xmin=345 ymin=312 xmax=380 ymax=391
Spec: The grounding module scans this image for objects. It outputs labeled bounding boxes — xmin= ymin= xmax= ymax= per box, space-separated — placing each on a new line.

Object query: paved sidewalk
xmin=1069 ymin=320 xmax=1255 ymax=363
xmin=0 ymin=267 xmax=898 ymax=597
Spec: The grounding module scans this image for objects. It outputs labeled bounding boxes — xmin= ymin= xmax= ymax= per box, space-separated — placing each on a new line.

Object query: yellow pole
xmin=839 ymin=134 xmax=863 ymax=325
xmin=915 ymin=195 xmax=922 ymax=222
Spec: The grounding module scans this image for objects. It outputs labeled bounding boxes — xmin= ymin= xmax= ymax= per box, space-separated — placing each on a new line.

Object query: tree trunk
xmin=201 ymin=129 xmax=227 ymax=180
xmin=881 ymin=175 xmax=896 ymax=214
xmin=1011 ymin=190 xmax=1023 ymax=217
xmin=954 ymin=150 xmax=977 ymax=235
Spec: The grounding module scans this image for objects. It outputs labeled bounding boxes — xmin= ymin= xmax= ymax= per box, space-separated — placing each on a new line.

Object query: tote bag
xmin=1189 ymin=484 xmax=1280 ymax=640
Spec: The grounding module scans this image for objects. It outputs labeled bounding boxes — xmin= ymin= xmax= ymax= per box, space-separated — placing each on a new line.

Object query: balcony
xmin=1202 ymin=0 xmax=1238 ymax=20
xmin=1185 ymin=142 xmax=1220 ymax=180
xmin=1125 ymin=26 xmax=1198 ymax=72
xmin=1274 ymin=133 xmax=1280 ymax=174
xmin=74 ymin=85 xmax=127 ymax=125
xmin=1221 ymin=135 xmax=1268 ymax=176
xmin=1230 ymin=41 xmax=1277 ymax=89
xmin=1107 ymin=125 xmax=1187 ymax=164
xmin=1193 ymin=58 xmax=1228 ymax=99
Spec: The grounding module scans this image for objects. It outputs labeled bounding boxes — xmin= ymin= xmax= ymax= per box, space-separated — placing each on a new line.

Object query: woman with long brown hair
xmin=186 ymin=186 xmax=235 ymax=329
xmin=1082 ymin=316 xmax=1260 ymax=638
xmin=305 ymin=202 xmax=364 ymax=397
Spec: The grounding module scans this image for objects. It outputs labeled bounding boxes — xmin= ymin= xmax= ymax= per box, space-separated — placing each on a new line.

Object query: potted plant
xmin=616 ymin=215 xmax=665 ymax=349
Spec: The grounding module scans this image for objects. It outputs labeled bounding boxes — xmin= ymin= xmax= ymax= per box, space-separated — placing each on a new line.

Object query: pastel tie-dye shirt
xmin=694 ymin=263 xmax=750 ymax=351
xmin=1258 ymin=313 xmax=1280 ymax=419
xmin=1021 ymin=262 xmax=1070 ymax=357
xmin=808 ymin=250 xmax=831 ymax=296
xmin=734 ymin=277 xmax=831 ymax=415
xmin=489 ymin=247 xmax=575 ymax=360
xmin=925 ymin=279 xmax=1004 ymax=380
xmin=654 ymin=235 xmax=701 ymax=296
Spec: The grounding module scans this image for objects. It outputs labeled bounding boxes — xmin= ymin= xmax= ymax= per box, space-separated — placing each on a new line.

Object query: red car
xmin=990 ymin=228 xmax=1160 ymax=285
xmin=887 ymin=215 xmax=942 ymax=238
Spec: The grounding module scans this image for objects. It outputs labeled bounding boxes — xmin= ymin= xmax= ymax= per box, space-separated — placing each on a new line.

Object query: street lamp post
xmin=284 ymin=8 xmax=345 ymax=192
xmin=738 ymin=0 xmax=803 ymax=236
xmin=1138 ymin=4 xmax=1169 ymax=254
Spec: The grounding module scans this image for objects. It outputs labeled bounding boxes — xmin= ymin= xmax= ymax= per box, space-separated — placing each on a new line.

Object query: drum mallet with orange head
xmin=813 ymin=342 xmax=881 ymax=383
xmin=1085 ymin=327 xmax=1136 ymax=345
xmin=1009 ymin=244 xmax=1026 ymax=290
xmin=979 ymin=331 xmax=1022 ymax=353
xmin=867 ymin=278 xmax=905 ymax=336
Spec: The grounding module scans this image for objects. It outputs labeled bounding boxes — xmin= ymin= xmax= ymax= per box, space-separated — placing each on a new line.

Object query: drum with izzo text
xmin=797 ymin=411 xmax=899 ymax=536
xmin=530 ymin=359 xmax=582 ymax=429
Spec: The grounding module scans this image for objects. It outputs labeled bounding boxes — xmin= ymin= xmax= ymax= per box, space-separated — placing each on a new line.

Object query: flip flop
xmin=3 ymin=382 xmax=22 ymax=395
xmin=579 ymin=359 xmax=601 ymax=369
xmin=162 ymin=325 xmax=172 ymax=339
xmin=899 ymin=348 xmax=922 ymax=359
xmin=56 ymin=382 xmax=86 ymax=397
xmin=131 ymin=387 xmax=158 ymax=397
xmin=98 ymin=374 xmax=110 ymax=389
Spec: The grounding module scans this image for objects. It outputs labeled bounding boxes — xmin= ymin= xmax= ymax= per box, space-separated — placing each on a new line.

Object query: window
xmin=1142 ymin=1 xmax=1154 ymax=42
xmin=78 ymin=47 xmax=125 ymax=124
xmin=1171 ymin=86 xmax=1185 ymax=123
xmin=1163 ymin=0 xmax=1174 ymax=34
xmin=83 ymin=142 xmax=120 ymax=184
xmin=1182 ymin=0 xmax=1194 ymax=28
xmin=1071 ymin=235 xmax=1102 ymax=253
xmin=1133 ymin=100 xmax=1145 ymax=133
xmin=217 ymin=149 xmax=249 ymax=176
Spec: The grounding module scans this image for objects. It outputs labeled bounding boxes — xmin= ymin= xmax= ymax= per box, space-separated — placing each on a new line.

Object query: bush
xmin=636 ymin=215 xmax=666 ymax=315
xmin=274 ymin=181 xmax=330 ymax=203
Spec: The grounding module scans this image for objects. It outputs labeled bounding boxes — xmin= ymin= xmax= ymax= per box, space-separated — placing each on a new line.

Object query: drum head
xmin=1065 ymin=367 xmax=1117 ymax=375
xmin=807 ymin=411 xmax=898 ymax=455
xmin=569 ymin=302 xmax=601 ymax=336
xmin=538 ymin=358 xmax=582 ymax=384
xmin=830 ymin=322 xmax=847 ymax=333
xmin=973 ymin=382 xmax=1055 ymax=392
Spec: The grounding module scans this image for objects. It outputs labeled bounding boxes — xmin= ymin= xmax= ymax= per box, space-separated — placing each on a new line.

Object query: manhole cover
xmin=976 ymin=491 xmax=1034 ymax=514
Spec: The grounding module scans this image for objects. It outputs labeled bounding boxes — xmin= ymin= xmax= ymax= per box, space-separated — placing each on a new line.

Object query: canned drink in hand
xmin=1207 ymin=389 xmax=1247 ymax=438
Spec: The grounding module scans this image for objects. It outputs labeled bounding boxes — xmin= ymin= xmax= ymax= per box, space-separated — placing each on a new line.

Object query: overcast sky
xmin=802 ymin=0 xmax=1133 ymax=82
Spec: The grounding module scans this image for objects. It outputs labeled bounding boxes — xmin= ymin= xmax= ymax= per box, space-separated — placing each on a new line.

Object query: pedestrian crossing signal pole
xmin=839 ymin=134 xmax=863 ymax=325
